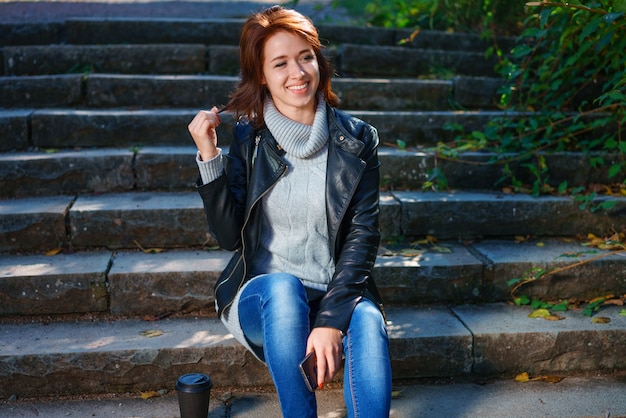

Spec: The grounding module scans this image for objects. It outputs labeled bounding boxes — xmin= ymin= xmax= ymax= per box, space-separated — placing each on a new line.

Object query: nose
xmin=290 ymin=62 xmax=305 ymax=78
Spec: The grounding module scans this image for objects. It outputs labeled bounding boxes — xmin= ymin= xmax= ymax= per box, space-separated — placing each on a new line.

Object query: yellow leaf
xmin=544 ymin=314 xmax=565 ymax=321
xmin=431 ymin=245 xmax=452 ymax=253
xmin=45 ymin=248 xmax=63 ymax=256
xmin=538 ymin=375 xmax=564 ymax=383
xmin=140 ymin=329 xmax=164 ymax=338
xmin=399 ymin=249 xmax=424 ymax=257
xmin=591 ymin=317 xmax=611 ymax=324
xmin=140 ymin=391 xmax=161 ymax=399
xmin=391 ymin=390 xmax=403 ymax=399
xmin=590 ymin=295 xmax=612 ymax=304
xmin=514 ymin=235 xmax=529 ymax=243
xmin=515 ymin=372 xmax=530 ymax=382
xmin=528 ymin=308 xmax=551 ymax=318
xmin=536 ymin=242 xmax=545 ymax=247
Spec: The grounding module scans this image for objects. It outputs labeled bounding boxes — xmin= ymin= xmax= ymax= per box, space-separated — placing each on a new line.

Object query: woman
xmin=188 ymin=6 xmax=392 ymax=417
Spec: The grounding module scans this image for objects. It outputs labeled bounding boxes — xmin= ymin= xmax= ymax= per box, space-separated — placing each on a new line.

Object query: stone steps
xmin=2 ymin=42 xmax=498 ymax=77
xmin=1 ymin=10 xmax=624 ymax=404
xmin=0 ymin=108 xmax=514 ymax=151
xmin=2 ymin=240 xmax=625 ymax=317
xmin=2 ymin=189 xmax=624 ymax=253
xmin=3 ymin=146 xmax=619 ymax=198
xmin=2 ymin=302 xmax=625 ymax=399
xmin=0 ymin=74 xmax=503 ymax=110
xmin=1 ymin=18 xmax=514 ymax=51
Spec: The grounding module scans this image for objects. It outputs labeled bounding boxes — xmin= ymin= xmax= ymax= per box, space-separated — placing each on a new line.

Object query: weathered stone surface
xmin=353 ymin=110 xmax=501 ymax=147
xmin=65 ymin=18 xmax=243 ymax=45
xmin=208 ymin=45 xmax=240 ymax=75
xmin=394 ymin=190 xmax=626 ymax=240
xmin=386 ymin=306 xmax=473 ymax=378
xmin=374 ymin=243 xmax=485 ymax=304
xmin=135 ymin=146 xmax=199 ymax=191
xmin=0 ymin=74 xmax=83 ymax=108
xmin=3 ymin=44 xmax=206 ymax=75
xmin=29 ymin=109 xmax=499 ymax=149
xmin=0 ymin=195 xmax=72 ymax=252
xmin=0 ymin=22 xmax=63 ymax=47
xmin=333 ymin=78 xmax=451 ymax=111
xmin=0 ymin=148 xmax=134 ymax=198
xmin=108 ymin=250 xmax=231 ymax=315
xmin=339 ymin=44 xmax=498 ymax=78
xmin=397 ymin=29 xmax=516 ymax=53
xmin=318 ymin=24 xmax=396 ymax=46
xmin=69 ymin=191 xmax=215 ymax=249
xmin=379 ymin=192 xmax=401 ymax=240
xmin=86 ymin=74 xmax=237 ymax=108
xmin=30 ymin=109 xmax=197 ymax=148
xmin=453 ymin=76 xmax=503 ymax=109
xmin=473 ymin=239 xmax=626 ymax=301
xmin=0 ymin=317 xmax=271 ymax=398
xmin=0 ymin=109 xmax=30 ymax=152
xmin=0 ymin=252 xmax=110 ymax=315
xmin=453 ymin=303 xmax=626 ymax=375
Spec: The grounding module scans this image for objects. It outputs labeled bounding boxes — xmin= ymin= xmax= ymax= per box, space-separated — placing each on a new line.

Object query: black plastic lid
xmin=175 ymin=373 xmax=213 ymax=393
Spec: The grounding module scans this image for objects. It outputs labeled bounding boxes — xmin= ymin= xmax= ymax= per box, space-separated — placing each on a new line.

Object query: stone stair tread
xmin=1 ymin=145 xmax=616 ymax=199
xmin=2 ymin=302 xmax=625 ymax=398
xmin=0 ymin=73 xmax=501 ymax=111
xmin=2 ymin=239 xmax=625 ymax=316
xmin=1 ymin=108 xmax=513 ymax=151
xmin=2 ymin=190 xmax=624 ymax=252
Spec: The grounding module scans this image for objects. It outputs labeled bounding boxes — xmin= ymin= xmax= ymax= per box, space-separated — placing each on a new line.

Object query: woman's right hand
xmin=188 ymin=106 xmax=221 ymax=161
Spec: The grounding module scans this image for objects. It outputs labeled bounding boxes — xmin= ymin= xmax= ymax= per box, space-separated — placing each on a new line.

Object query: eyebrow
xmin=269 ymin=49 xmax=313 ymax=63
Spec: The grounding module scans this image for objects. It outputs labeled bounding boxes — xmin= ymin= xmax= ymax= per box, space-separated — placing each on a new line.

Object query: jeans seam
xmin=346 ymin=329 xmax=359 ymax=418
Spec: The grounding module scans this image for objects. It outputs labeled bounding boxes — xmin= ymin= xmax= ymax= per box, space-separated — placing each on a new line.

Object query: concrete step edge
xmin=1 ymin=303 xmax=625 ymax=398
xmin=1 ymin=191 xmax=624 ymax=252
xmin=1 ymin=238 xmax=625 ymax=316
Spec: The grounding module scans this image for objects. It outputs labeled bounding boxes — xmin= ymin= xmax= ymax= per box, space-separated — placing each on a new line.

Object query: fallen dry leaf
xmin=515 ymin=372 xmax=563 ymax=383
xmin=528 ymin=308 xmax=551 ymax=319
xmin=515 ymin=372 xmax=530 ymax=382
xmin=591 ymin=317 xmax=611 ymax=324
xmin=544 ymin=314 xmax=565 ymax=321
xmin=45 ymin=248 xmax=62 ymax=256
xmin=391 ymin=389 xmax=403 ymax=399
xmin=140 ymin=329 xmax=164 ymax=338
xmin=140 ymin=391 xmax=161 ymax=399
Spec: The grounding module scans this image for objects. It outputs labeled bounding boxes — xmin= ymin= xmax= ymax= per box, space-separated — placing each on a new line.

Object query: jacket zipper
xmin=215 ymin=137 xmax=288 ymax=313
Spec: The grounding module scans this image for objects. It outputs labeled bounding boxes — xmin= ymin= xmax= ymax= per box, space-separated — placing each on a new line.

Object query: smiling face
xmin=261 ymin=30 xmax=320 ymax=125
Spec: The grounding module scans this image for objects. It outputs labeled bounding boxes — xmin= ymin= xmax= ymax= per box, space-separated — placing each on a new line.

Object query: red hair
xmin=223 ymin=5 xmax=339 ymax=128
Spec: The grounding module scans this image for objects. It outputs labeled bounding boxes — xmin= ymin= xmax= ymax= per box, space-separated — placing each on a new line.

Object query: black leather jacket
xmin=197 ymin=105 xmax=384 ymax=333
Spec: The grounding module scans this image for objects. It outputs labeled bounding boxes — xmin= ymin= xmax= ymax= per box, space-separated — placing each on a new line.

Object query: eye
xmin=302 ymin=54 xmax=315 ymax=62
xmin=274 ymin=61 xmax=286 ymax=68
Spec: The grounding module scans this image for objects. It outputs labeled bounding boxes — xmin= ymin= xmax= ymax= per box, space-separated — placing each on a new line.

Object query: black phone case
xmin=298 ymin=352 xmax=317 ymax=392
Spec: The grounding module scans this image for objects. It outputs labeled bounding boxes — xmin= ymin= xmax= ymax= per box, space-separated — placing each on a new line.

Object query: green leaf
xmin=514 ymin=295 xmax=531 ymax=306
xmin=608 ymin=163 xmax=623 ymax=179
xmin=552 ymin=300 xmax=569 ymax=311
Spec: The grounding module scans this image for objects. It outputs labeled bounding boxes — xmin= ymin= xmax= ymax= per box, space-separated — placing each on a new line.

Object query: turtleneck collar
xmin=263 ymin=94 xmax=329 ymax=159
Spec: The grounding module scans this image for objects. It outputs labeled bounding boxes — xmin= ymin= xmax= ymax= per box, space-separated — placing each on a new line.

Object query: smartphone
xmin=298 ymin=351 xmax=318 ymax=392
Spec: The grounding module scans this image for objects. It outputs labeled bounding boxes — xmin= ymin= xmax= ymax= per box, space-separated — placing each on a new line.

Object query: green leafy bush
xmin=360 ymin=0 xmax=527 ymax=35
xmin=442 ymin=1 xmax=625 ymax=205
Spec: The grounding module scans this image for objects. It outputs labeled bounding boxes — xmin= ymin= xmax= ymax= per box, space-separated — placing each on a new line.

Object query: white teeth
xmin=288 ymin=83 xmax=307 ymax=91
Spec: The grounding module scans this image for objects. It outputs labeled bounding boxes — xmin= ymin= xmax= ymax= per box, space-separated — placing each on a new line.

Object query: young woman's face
xmin=261 ymin=30 xmax=320 ymax=125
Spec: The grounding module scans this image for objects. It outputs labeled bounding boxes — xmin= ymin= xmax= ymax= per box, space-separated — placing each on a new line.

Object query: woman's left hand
xmin=306 ymin=327 xmax=343 ymax=389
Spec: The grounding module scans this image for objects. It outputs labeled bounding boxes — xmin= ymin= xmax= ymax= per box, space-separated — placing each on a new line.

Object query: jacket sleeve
xmin=196 ymin=123 xmax=251 ymax=251
xmin=314 ymin=122 xmax=381 ymax=332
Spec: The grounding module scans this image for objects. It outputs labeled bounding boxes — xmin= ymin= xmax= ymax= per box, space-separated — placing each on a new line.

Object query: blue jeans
xmin=238 ymin=273 xmax=392 ymax=418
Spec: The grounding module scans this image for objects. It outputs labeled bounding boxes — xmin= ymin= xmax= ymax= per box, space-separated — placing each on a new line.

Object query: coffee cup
xmin=175 ymin=373 xmax=213 ymax=418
